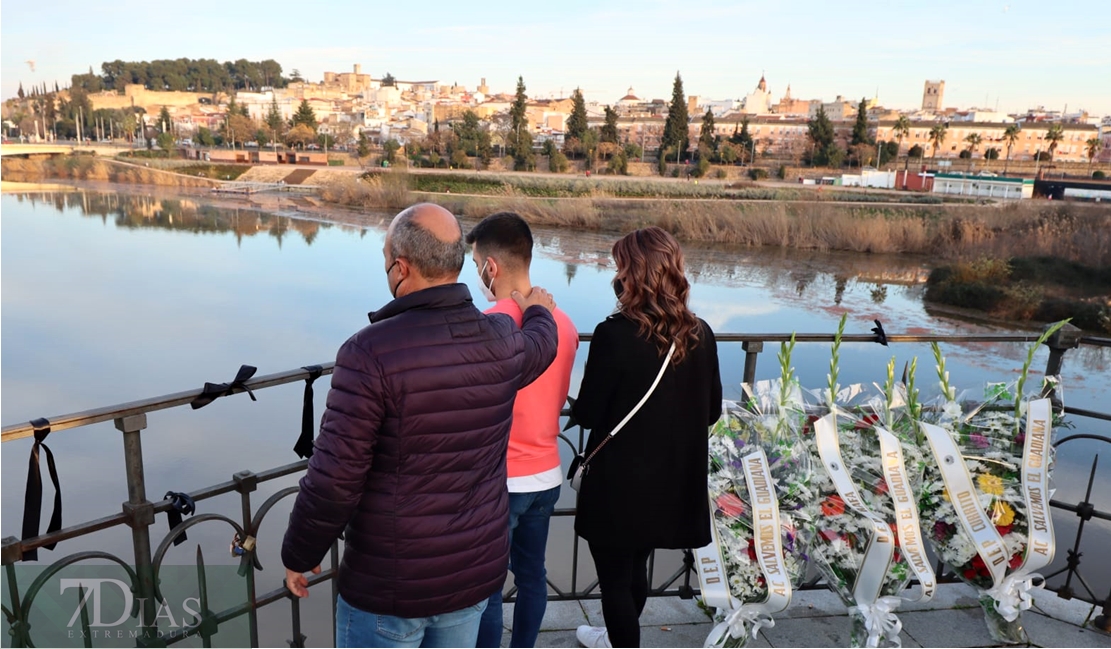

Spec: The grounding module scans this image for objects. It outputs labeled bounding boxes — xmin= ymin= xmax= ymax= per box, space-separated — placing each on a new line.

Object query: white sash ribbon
xmin=815 ymin=414 xmax=896 ymax=606
xmin=699 ymin=449 xmax=791 ymax=647
xmin=921 ymin=420 xmax=1010 ymax=585
xmin=876 ymin=426 xmax=937 ymax=602
xmin=695 ymin=493 xmax=739 ymax=612
xmin=985 ymin=398 xmax=1055 ymax=621
xmin=921 ymin=397 xmax=1056 ymax=622
xmin=1018 ymin=399 xmax=1055 ymax=574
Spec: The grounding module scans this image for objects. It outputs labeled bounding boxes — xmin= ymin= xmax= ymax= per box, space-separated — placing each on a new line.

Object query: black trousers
xmin=588 ymin=542 xmax=654 ymax=648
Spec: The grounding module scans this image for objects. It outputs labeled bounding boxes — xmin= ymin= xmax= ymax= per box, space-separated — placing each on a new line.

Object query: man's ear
xmin=394 ymin=256 xmax=412 ymax=279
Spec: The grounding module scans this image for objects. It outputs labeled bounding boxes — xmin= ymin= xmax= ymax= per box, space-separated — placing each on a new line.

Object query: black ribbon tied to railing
xmin=871 ymin=319 xmax=889 ymax=347
xmin=190 ymin=365 xmax=258 ymax=410
xmin=22 ymin=418 xmax=62 ymax=561
xmin=164 ymin=491 xmax=196 ymax=546
xmin=294 ymin=365 xmax=325 ymax=459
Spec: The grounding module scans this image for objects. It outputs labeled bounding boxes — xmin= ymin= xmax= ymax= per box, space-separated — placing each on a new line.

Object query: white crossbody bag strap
xmin=606 ymin=342 xmax=676 ymax=438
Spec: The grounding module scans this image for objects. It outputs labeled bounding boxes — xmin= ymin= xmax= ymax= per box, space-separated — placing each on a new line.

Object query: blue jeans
xmin=476 ymin=485 xmax=561 ymax=648
xmin=336 ymin=594 xmax=487 ymax=648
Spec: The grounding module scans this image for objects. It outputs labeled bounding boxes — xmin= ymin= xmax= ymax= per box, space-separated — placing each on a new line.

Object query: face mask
xmin=613 ymin=277 xmax=625 ymax=301
xmin=387 ymin=260 xmax=403 ymax=298
xmin=478 ymin=260 xmax=496 ymax=302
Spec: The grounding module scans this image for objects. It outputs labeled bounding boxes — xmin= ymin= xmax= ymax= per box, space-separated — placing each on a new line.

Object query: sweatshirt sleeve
xmin=517 ymin=305 xmax=558 ymax=388
xmin=282 ymin=336 xmax=384 ymax=572
xmin=571 ymin=321 xmax=620 ymax=431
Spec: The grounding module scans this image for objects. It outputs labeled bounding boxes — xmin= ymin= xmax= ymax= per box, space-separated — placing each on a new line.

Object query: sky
xmin=3 ymin=0 xmax=1110 ymax=116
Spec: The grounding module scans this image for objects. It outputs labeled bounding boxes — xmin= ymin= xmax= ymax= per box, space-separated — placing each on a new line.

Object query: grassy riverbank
xmin=926 ymin=256 xmax=1111 ymax=333
xmin=320 ymin=173 xmax=1111 ymax=263
xmin=401 ymin=171 xmax=949 ymax=204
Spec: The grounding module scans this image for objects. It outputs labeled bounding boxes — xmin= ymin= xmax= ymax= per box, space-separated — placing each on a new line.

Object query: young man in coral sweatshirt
xmin=467 ymin=212 xmax=578 ymax=648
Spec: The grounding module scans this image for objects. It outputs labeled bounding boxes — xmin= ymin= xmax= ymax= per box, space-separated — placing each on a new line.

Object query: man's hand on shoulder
xmin=512 ymin=287 xmax=556 ymax=313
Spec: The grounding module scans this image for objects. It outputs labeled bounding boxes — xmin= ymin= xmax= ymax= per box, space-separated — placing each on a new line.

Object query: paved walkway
xmin=494 ymin=584 xmax=1110 ymax=647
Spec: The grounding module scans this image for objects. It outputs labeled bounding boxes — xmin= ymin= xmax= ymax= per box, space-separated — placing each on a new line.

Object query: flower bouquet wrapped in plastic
xmin=800 ymin=318 xmax=936 ymax=648
xmin=916 ymin=321 xmax=1066 ymax=644
xmin=697 ymin=336 xmax=814 ymax=648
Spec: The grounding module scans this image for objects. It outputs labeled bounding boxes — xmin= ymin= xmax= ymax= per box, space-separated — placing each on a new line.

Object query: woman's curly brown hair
xmin=612 ymin=227 xmax=700 ymax=364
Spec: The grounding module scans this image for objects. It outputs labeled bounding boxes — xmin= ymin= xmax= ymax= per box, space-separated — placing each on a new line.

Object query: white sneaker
xmin=576 ymin=625 xmax=612 ymax=648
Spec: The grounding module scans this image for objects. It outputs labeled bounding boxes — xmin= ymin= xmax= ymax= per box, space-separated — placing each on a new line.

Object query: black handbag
xmin=568 ymin=343 xmax=675 ymax=492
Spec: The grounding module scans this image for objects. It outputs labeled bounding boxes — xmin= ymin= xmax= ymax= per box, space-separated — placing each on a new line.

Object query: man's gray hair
xmin=388 ymin=214 xmax=465 ymax=278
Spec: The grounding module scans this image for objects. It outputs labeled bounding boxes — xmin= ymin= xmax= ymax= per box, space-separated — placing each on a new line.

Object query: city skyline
xmin=3 ymin=0 xmax=1110 ymax=116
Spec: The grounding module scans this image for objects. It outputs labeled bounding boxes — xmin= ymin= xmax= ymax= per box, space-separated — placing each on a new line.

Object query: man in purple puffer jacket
xmin=282 ymin=203 xmax=559 ymax=648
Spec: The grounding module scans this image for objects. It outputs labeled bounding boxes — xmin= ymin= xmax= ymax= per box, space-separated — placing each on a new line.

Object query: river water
xmin=2 ymin=187 xmax=1108 ymax=647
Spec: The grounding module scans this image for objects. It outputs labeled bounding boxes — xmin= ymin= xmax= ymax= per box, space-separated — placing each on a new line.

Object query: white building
xmin=932 ymin=173 xmax=1034 ymax=200
xmin=742 ymin=75 xmax=773 ymax=115
xmin=697 ymin=98 xmax=740 ymax=117
xmin=237 ymin=90 xmax=297 ymax=122
xmin=841 ymin=169 xmax=896 ymax=189
xmin=952 ymin=109 xmax=1013 ymax=123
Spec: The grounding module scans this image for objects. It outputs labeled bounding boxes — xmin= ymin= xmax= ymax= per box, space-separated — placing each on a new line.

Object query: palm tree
xmin=1002 ymin=124 xmax=1021 ymax=175
xmin=964 ymin=132 xmax=982 ymax=172
xmin=893 ymin=115 xmax=911 ymax=184
xmin=928 ymin=123 xmax=948 ymax=161
xmin=1045 ymin=124 xmax=1064 ymax=161
xmin=1086 ymin=137 xmax=1103 ymax=176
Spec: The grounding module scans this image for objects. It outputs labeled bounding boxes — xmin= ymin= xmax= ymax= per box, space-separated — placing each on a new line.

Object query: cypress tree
xmin=699 ymin=108 xmax=716 ymax=149
xmin=661 ymin=72 xmax=689 ymax=163
xmin=851 ymin=97 xmax=871 ymax=146
xmin=566 ymin=89 xmax=588 ymax=141
xmin=600 ymin=105 xmax=619 ymax=144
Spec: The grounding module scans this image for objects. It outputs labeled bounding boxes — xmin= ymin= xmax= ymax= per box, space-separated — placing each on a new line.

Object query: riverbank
xmin=926 ymin=256 xmax=1111 ymax=333
xmin=318 ymin=173 xmax=1111 ymax=263
xmin=1 ymin=156 xmax=218 ymax=188
xmin=9 ymin=159 xmax=1109 ymax=264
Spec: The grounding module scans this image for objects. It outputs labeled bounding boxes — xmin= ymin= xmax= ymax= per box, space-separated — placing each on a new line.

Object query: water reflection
xmin=12 ymin=189 xmax=942 ymax=305
xmin=2 ymin=188 xmax=1108 ymax=642
xmin=12 ymin=190 xmax=336 ymax=248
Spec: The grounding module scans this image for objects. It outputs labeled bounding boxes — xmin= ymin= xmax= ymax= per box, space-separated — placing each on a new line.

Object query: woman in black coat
xmin=572 ymin=226 xmax=722 ymax=648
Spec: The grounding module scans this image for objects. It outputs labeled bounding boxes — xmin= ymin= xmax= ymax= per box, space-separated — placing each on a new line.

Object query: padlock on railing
xmin=230 ymin=531 xmax=261 ymax=576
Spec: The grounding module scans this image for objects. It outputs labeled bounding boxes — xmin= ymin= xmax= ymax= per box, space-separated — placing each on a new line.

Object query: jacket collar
xmin=369 ymin=283 xmax=474 ymax=323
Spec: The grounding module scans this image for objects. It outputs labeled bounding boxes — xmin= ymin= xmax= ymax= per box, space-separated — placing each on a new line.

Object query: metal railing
xmin=2 ymin=326 xmax=1109 ymax=647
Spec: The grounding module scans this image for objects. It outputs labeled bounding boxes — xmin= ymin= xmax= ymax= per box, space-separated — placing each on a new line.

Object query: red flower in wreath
xmin=855 ymin=413 xmax=881 ymax=430
xmin=821 ymin=494 xmax=846 ymax=517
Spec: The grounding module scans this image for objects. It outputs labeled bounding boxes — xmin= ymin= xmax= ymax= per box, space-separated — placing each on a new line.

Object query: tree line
xmin=70 ymin=58 xmax=289 ymax=94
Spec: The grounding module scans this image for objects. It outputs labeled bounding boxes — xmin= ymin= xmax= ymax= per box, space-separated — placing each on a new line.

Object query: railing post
xmin=233 ymin=470 xmax=260 ymax=648
xmin=2 ymin=550 xmax=29 ymax=648
xmin=1042 ymin=322 xmax=1081 ymax=409
xmin=1095 ymin=587 xmax=1111 ymax=632
xmin=742 ymin=341 xmax=763 ymax=387
xmin=115 ymin=414 xmax=158 ymax=646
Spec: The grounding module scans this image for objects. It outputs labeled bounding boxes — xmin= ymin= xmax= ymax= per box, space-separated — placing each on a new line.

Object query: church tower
xmin=922 ymin=80 xmax=944 ymax=111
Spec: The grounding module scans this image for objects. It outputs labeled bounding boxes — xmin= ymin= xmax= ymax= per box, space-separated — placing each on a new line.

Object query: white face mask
xmin=478 ymin=260 xmax=496 ymax=302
